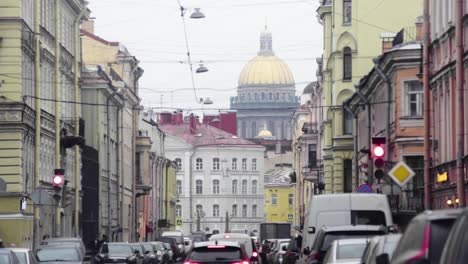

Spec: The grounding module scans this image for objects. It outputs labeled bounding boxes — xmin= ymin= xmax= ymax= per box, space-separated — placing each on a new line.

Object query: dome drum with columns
xmin=230 ymin=27 xmax=299 ymax=140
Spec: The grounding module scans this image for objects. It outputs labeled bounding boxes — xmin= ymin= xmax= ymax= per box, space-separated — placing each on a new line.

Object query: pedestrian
xmin=95 ymin=234 xmax=107 ymax=252
xmin=0 ymin=238 xmax=4 ymax=248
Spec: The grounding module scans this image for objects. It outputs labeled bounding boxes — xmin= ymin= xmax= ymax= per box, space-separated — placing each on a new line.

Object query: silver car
xmin=322 ymin=238 xmax=369 ymax=264
xmin=7 ymin=248 xmax=38 ymax=264
xmin=35 ymin=245 xmax=85 ymax=264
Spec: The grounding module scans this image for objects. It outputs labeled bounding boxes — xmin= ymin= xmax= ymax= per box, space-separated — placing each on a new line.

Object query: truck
xmin=260 ymin=223 xmax=291 ymax=242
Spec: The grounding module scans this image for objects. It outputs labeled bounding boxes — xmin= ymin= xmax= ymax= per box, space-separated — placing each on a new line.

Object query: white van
xmin=298 ymin=193 xmax=393 ymax=263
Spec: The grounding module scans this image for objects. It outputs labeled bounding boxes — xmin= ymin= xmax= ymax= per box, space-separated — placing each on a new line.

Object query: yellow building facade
xmin=264 ymin=170 xmax=295 ymax=223
xmin=317 ymin=0 xmax=422 ymax=193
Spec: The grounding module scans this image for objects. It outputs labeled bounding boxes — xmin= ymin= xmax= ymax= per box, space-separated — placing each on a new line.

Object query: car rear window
xmin=165 ymin=236 xmax=183 ymax=244
xmin=429 ymin=219 xmax=455 ymax=264
xmin=189 ymin=246 xmax=242 ymax=261
xmin=351 ymin=210 xmax=387 ymax=226
xmin=320 ymin=231 xmax=383 ymax=251
xmin=337 ymin=243 xmax=367 ymax=259
xmin=14 ymin=252 xmax=27 ymax=264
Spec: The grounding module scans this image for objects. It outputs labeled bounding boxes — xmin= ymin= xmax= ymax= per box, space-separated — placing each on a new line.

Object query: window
xmin=343 ymin=109 xmax=353 ymax=135
xmin=288 ymin=194 xmax=294 ymax=206
xmin=232 ymin=158 xmax=237 ymax=170
xmin=176 ymin=180 xmax=182 ymax=195
xmin=271 ymin=194 xmax=278 ymax=206
xmin=242 ymin=158 xmax=247 ymax=171
xmin=196 ymin=204 xmax=203 ymax=214
xmin=213 ymin=205 xmax=220 ymax=217
xmin=308 ymin=144 xmax=317 ymax=167
xmin=405 ymin=80 xmax=424 ymax=116
xmin=196 ymin=180 xmax=203 ymax=194
xmin=343 ymin=0 xmax=352 ymax=24
xmin=232 ymin=180 xmax=238 ymax=194
xmin=252 ymin=180 xmax=257 ymax=194
xmin=343 ymin=47 xmax=352 ymax=80
xmin=212 ymin=158 xmax=220 ymax=170
xmin=252 ymin=205 xmax=257 ymax=217
xmin=176 ymin=205 xmax=182 ymax=217
xmin=175 ymin=158 xmax=182 ymax=170
xmin=242 ymin=180 xmax=248 ymax=194
xmin=232 ymin=204 xmax=238 ymax=217
xmin=213 ymin=179 xmax=220 ymax=194
xmin=242 ymin=205 xmax=248 ymax=217
xmin=251 ymin=158 xmax=257 ymax=170
xmin=344 ymin=159 xmax=353 ymax=192
xmin=196 ymin=158 xmax=203 ymax=170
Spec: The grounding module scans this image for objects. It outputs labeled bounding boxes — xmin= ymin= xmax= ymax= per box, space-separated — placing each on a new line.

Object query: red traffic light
xmin=52 ymin=175 xmax=64 ymax=187
xmin=373 ymin=145 xmax=385 ymax=158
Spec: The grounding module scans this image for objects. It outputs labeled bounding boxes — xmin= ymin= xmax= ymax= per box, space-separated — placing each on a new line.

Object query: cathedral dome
xmin=238 ymin=27 xmax=295 ymax=87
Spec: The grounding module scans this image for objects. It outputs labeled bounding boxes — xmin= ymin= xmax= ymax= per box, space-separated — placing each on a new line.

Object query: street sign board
xmin=288 ymin=214 xmax=294 ymax=220
xmin=388 ymin=161 xmax=415 ymax=187
xmin=176 ymin=219 xmax=183 ymax=226
xmin=357 ymin=184 xmax=373 ymax=193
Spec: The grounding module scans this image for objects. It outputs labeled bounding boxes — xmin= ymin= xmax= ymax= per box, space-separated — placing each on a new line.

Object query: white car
xmin=7 ymin=248 xmax=38 ymax=264
xmin=183 ymin=237 xmax=192 ymax=255
xmin=322 ymin=238 xmax=369 ymax=264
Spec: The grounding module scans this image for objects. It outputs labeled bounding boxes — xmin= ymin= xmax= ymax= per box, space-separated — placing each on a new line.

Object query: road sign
xmin=176 ymin=219 xmax=183 ymax=226
xmin=288 ymin=214 xmax=294 ymax=220
xmin=357 ymin=184 xmax=373 ymax=193
xmin=388 ymin=161 xmax=415 ymax=187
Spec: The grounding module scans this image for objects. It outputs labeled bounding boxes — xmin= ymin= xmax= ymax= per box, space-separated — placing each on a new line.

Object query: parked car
xmin=40 ymin=237 xmax=86 ymax=256
xmin=141 ymin=242 xmax=167 ymax=264
xmin=361 ymin=234 xmax=401 ymax=264
xmin=282 ymin=236 xmax=302 ymax=264
xmin=7 ymin=248 xmax=38 ymax=264
xmin=322 ymin=238 xmax=369 ymax=264
xmin=0 ymin=249 xmax=21 ymax=264
xmin=35 ymin=245 xmax=85 ymax=263
xmin=161 ymin=243 xmax=174 ymax=262
xmin=209 ymin=233 xmax=261 ymax=263
xmin=272 ymin=239 xmax=291 ymax=264
xmin=440 ymin=208 xmax=468 ymax=263
xmin=376 ymin=209 xmax=463 ymax=264
xmin=130 ymin=243 xmax=147 ymax=264
xmin=94 ymin=242 xmax=137 ymax=264
xmin=303 ymin=225 xmax=387 ymax=264
xmin=184 ymin=241 xmax=250 ymax=264
xmin=266 ymin=239 xmax=290 ymax=264
xmin=161 ymin=231 xmax=185 ymax=259
xmin=156 ymin=237 xmax=178 ymax=261
xmin=183 ymin=237 xmax=192 ymax=255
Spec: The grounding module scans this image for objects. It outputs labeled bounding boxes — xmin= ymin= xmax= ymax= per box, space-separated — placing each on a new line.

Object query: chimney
xmin=189 ymin=114 xmax=197 ymax=134
xmin=415 ymin=16 xmax=424 ymax=41
xmin=220 ymin=112 xmax=237 ymax=135
xmin=81 ymin=20 xmax=95 ymax=34
xmin=382 ymin=38 xmax=393 ymax=53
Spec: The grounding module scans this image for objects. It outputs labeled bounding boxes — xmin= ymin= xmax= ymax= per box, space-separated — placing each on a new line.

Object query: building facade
xmin=230 ymin=28 xmax=299 ymax=140
xmin=316 ymin=0 xmax=423 ymax=193
xmin=429 ymin=0 xmax=468 ymax=208
xmin=159 ymin=112 xmax=265 ymax=235
xmin=264 ymin=169 xmax=295 ymax=226
xmin=0 ymin=0 xmax=88 ymax=248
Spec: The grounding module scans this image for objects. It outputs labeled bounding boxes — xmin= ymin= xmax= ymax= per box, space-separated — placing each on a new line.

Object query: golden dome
xmin=238 ymin=55 xmax=295 ymax=87
xmin=257 ymin=123 xmax=273 ymax=137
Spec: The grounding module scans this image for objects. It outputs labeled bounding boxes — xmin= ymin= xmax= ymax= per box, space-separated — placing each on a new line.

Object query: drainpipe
xmin=343 ymin=101 xmax=358 ymax=190
xmin=33 ymin=0 xmax=41 ymax=249
xmin=374 ymin=58 xmax=394 ymax=198
xmin=54 ymin=0 xmax=61 ymax=238
xmin=73 ymin=4 xmax=87 ymax=237
xmin=116 ymin=104 xmax=122 ymax=240
xmin=354 ymin=85 xmax=373 ymax=185
xmin=423 ymin=0 xmax=431 ymax=209
xmin=189 ymin=151 xmax=195 ymax=233
xmin=455 ymin=0 xmax=465 ymax=207
xmin=120 ymin=105 xmax=125 ymax=239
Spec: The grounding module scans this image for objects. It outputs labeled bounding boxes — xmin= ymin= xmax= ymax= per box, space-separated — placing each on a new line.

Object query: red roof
xmin=160 ymin=123 xmax=262 ymax=148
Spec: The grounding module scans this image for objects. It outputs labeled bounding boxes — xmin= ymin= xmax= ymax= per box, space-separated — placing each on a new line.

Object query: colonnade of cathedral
xmin=238 ymin=118 xmax=292 ymax=140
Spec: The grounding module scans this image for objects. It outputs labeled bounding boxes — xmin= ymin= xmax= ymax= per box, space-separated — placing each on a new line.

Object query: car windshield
xmin=101 ymin=244 xmax=133 ymax=255
xmin=0 ymin=254 xmax=11 ymax=264
xmin=14 ymin=252 xmax=27 ymax=264
xmin=189 ymin=247 xmax=242 ymax=261
xmin=130 ymin=245 xmax=142 ymax=252
xmin=336 ymin=243 xmax=368 ymax=259
xmin=142 ymin=244 xmax=154 ymax=253
xmin=164 ymin=236 xmax=183 ymax=244
xmin=320 ymin=231 xmax=383 ymax=251
xmin=36 ymin=247 xmax=80 ymax=262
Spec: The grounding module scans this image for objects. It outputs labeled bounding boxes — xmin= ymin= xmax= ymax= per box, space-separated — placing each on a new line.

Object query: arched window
xmin=247 ymin=93 xmax=251 ymax=101
xmin=242 ymin=204 xmax=248 ymax=217
xmin=242 ymin=180 xmax=248 ymax=194
xmin=242 ymin=158 xmax=247 ymax=171
xmin=176 ymin=180 xmax=182 ymax=195
xmin=213 ymin=179 xmax=220 ymax=194
xmin=269 ymin=92 xmax=273 ymax=100
xmin=232 ymin=158 xmax=237 ymax=170
xmin=343 ymin=47 xmax=352 ymax=80
xmin=212 ymin=158 xmax=220 ymax=170
xmin=261 ymin=92 xmax=265 ymax=100
xmin=232 ymin=204 xmax=238 ymax=217
xmin=288 ymin=193 xmax=294 ymax=206
xmin=196 ymin=180 xmax=203 ymax=194
xmin=252 ymin=180 xmax=257 ymax=194
xmin=213 ymin=204 xmax=220 ymax=217
xmin=175 ymin=158 xmax=182 ymax=170
xmin=232 ymin=180 xmax=238 ymax=194
xmin=252 ymin=205 xmax=257 ymax=217
xmin=196 ymin=204 xmax=203 ymax=214
xmin=196 ymin=158 xmax=203 ymax=170
xmin=343 ymin=109 xmax=353 ymax=134
xmin=254 ymin=93 xmax=258 ymax=100
xmin=251 ymin=158 xmax=257 ymax=171
xmin=176 ymin=205 xmax=182 ymax=217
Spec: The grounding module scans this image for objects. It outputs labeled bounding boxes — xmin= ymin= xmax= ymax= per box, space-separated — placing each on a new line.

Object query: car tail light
xmin=224 ymin=235 xmax=232 ymax=238
xmin=184 ymin=261 xmax=201 ymax=264
xmin=231 ymin=261 xmax=249 ymax=264
xmin=408 ymin=224 xmax=430 ymax=262
xmin=252 ymin=251 xmax=258 ymax=258
xmin=207 ymin=245 xmax=226 ymax=248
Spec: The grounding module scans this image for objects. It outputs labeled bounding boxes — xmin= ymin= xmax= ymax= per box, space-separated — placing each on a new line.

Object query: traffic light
xmin=53 ymin=169 xmax=65 ymax=204
xmin=372 ymin=137 xmax=386 ymax=183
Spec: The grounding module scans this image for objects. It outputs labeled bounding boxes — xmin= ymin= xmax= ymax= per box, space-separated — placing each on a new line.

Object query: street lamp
xmin=196 ymin=63 xmax=208 ymax=73
xmin=190 ymin=8 xmax=205 ymax=19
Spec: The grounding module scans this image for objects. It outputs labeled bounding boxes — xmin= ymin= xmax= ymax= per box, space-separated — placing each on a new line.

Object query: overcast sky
xmin=88 ymin=0 xmax=323 ymax=114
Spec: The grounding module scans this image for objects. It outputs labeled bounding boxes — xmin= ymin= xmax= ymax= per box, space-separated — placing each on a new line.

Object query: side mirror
xmin=282 ymin=245 xmax=287 ymax=251
xmin=375 ymin=253 xmax=390 ymax=264
xmin=308 ymin=226 xmax=316 ymax=234
xmin=144 ymin=250 xmax=150 ymax=254
xmin=303 ymin=247 xmax=311 ymax=256
xmin=388 ymin=225 xmax=399 ymax=233
xmin=134 ymin=250 xmax=140 ymax=254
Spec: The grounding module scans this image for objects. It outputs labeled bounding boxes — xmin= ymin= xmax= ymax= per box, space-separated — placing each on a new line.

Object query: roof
xmin=412 ymin=208 xmax=464 ymax=221
xmin=5 ymin=248 xmax=30 ymax=253
xmin=303 ymin=82 xmax=316 ymax=94
xmin=335 ymin=238 xmax=370 ymax=245
xmin=160 ymin=123 xmax=262 ymax=148
xmin=264 ymin=168 xmax=293 ymax=186
xmin=238 ymin=55 xmax=295 ymax=87
xmin=210 ymin=233 xmax=251 ymax=239
xmin=81 ymin=29 xmax=119 ymax=46
xmin=319 ymin=225 xmax=387 ymax=233
xmin=193 ymin=241 xmax=241 ymax=248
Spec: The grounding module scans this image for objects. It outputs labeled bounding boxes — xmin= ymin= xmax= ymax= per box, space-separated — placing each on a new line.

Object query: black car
xmin=282 ymin=236 xmax=301 ymax=264
xmin=156 ymin=237 xmax=179 ymax=261
xmin=141 ymin=242 xmax=169 ymax=264
xmin=95 ymin=242 xmax=138 ymax=264
xmin=130 ymin=243 xmax=148 ymax=264
xmin=303 ymin=225 xmax=387 ymax=264
xmin=440 ymin=208 xmax=468 ymax=263
xmin=184 ymin=241 xmax=250 ymax=264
